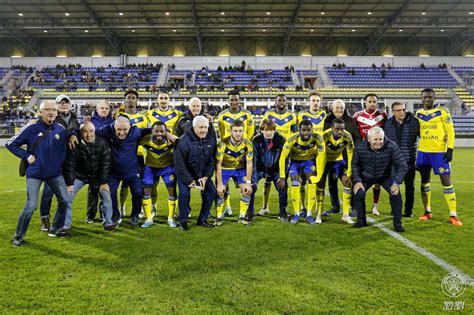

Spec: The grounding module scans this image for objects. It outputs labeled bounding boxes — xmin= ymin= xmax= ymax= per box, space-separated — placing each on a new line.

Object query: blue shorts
xmin=222 ymin=168 xmax=247 ymax=186
xmin=142 ymin=166 xmax=176 ymax=187
xmin=324 ymin=160 xmax=347 ymax=178
xmin=289 ymin=160 xmax=316 ymax=177
xmin=416 ymin=151 xmax=451 ymax=175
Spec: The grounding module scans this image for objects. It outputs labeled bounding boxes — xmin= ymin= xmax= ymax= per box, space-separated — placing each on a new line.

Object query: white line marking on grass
xmin=1 ymin=189 xmax=26 ymax=193
xmin=368 ymin=217 xmax=474 ymax=287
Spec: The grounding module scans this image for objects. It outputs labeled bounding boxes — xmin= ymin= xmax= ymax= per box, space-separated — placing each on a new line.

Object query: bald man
xmin=176 ymin=97 xmax=216 ymax=139
xmin=63 ymin=122 xmax=115 ymax=230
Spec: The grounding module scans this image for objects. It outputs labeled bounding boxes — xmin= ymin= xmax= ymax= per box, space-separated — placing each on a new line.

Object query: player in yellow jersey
xmin=318 ymin=118 xmax=355 ymax=224
xmin=115 ymin=90 xmax=148 ymax=217
xmin=216 ymin=120 xmax=253 ymax=225
xmin=297 ymin=92 xmax=327 ymax=134
xmin=259 ymin=94 xmax=297 ymax=216
xmin=216 ymin=90 xmax=254 ymax=216
xmin=145 ymin=91 xmax=183 ymax=214
xmin=278 ymin=120 xmax=326 ymax=224
xmin=139 ymin=121 xmax=177 ymax=228
xmin=415 ymin=88 xmax=462 ymax=226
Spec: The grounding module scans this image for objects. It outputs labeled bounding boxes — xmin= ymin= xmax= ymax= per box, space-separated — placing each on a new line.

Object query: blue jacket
xmin=6 ymin=117 xmax=67 ymax=179
xmin=91 ymin=110 xmax=114 ymax=131
xmin=96 ymin=122 xmax=150 ymax=179
xmin=384 ymin=112 xmax=419 ymax=166
xmin=252 ymin=132 xmax=286 ymax=181
xmin=173 ymin=129 xmax=217 ymax=185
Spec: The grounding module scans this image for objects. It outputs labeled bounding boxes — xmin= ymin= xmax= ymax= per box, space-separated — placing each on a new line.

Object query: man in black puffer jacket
xmin=175 ymin=97 xmax=216 ymax=140
xmin=62 ymin=122 xmax=115 ymax=230
xmin=352 ymin=127 xmax=408 ymax=232
xmin=384 ymin=102 xmax=419 ymax=217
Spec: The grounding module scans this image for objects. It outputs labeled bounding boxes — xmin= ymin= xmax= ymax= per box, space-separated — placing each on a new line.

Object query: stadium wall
xmin=2 ymin=56 xmax=473 ymax=69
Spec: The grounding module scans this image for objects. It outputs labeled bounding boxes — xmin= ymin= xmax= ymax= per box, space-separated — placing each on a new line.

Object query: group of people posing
xmin=6 ymin=87 xmax=462 ymax=247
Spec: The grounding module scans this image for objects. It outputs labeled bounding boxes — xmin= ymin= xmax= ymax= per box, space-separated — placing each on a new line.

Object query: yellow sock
xmin=217 ymin=198 xmax=224 ymax=218
xmin=316 ymin=188 xmax=325 ymax=216
xmin=300 ymin=185 xmax=306 ymax=210
xmin=224 ymin=194 xmax=231 ymax=209
xmin=262 ymin=181 xmax=272 ymax=209
xmin=142 ymin=195 xmax=153 ymax=220
xmin=290 ymin=183 xmax=301 ymax=215
xmin=119 ymin=186 xmax=129 ymax=210
xmin=443 ymin=185 xmax=457 ymax=215
xmin=421 ymin=183 xmax=431 ymax=212
xmin=342 ymin=187 xmax=352 ymax=216
xmin=151 ymin=183 xmax=159 ymax=208
xmin=306 ymin=183 xmax=316 ymax=216
xmin=240 ymin=195 xmax=251 ymax=216
xmin=167 ymin=197 xmax=177 ymax=220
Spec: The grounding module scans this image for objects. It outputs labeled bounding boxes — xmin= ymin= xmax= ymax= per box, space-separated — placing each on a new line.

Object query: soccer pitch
xmin=0 ymin=147 xmax=472 ymax=313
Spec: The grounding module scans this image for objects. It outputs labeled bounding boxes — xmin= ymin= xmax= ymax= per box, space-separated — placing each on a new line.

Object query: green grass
xmin=0 ymin=147 xmax=473 ymax=313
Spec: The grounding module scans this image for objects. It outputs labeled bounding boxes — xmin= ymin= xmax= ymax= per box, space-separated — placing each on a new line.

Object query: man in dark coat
xmin=174 ymin=115 xmax=217 ymax=231
xmin=62 ymin=121 xmax=115 ymax=230
xmin=352 ymin=127 xmax=408 ymax=232
xmin=384 ymin=102 xmax=419 ymax=217
xmin=175 ymin=97 xmax=216 ymax=139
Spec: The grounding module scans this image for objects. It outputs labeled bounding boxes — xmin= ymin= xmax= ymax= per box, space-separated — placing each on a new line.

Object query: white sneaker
xmin=372 ymin=205 xmax=380 ymax=216
xmin=120 ymin=207 xmax=126 ymax=217
xmin=341 ymin=215 xmax=355 ymax=224
xmin=315 ymin=215 xmax=322 ymax=224
xmin=167 ymin=219 xmax=177 ymax=228
xmin=257 ymin=207 xmax=270 ymax=216
xmin=138 ymin=209 xmax=145 ymax=219
xmin=141 ymin=220 xmax=153 ymax=228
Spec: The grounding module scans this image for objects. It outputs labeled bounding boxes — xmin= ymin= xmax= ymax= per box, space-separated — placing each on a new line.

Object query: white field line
xmin=368 ymin=217 xmax=474 ymax=287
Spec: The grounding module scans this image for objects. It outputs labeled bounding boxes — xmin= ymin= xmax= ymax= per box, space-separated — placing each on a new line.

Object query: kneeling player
xmin=318 ymin=118 xmax=355 ymax=224
xmin=140 ymin=121 xmax=177 ymax=228
xmin=278 ymin=120 xmax=326 ymax=224
xmin=216 ymin=120 xmax=253 ymax=225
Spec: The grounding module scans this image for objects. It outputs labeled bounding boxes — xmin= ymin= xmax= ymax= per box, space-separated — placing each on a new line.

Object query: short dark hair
xmin=421 ymin=88 xmax=435 ymax=95
xmin=231 ymin=119 xmax=245 ymax=128
xmin=124 ymin=89 xmax=139 ymax=98
xmin=331 ymin=118 xmax=345 ymax=127
xmin=152 ymin=121 xmax=167 ymax=129
xmin=308 ymin=92 xmax=322 ymax=100
xmin=299 ymin=119 xmax=312 ymax=129
xmin=391 ymin=102 xmax=405 ymax=109
xmin=228 ymin=90 xmax=240 ymax=97
xmin=364 ymin=93 xmax=378 ymax=100
xmin=276 ymin=94 xmax=286 ymax=99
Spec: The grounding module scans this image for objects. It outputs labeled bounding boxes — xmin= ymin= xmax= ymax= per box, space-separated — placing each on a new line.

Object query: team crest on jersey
xmin=168 ymin=114 xmax=173 ymax=119
xmin=284 ymin=118 xmax=288 ymax=122
xmin=311 ymin=165 xmax=316 ymax=171
xmin=240 ymin=149 xmax=245 ymax=153
xmin=439 ymin=167 xmax=446 ymax=174
xmin=169 ymin=174 xmax=175 ymax=182
xmin=55 ymin=134 xmax=60 ymax=140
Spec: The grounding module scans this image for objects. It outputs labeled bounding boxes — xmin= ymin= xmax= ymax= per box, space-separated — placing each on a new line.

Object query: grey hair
xmin=39 ymin=100 xmax=57 ymax=110
xmin=332 ymin=99 xmax=346 ymax=110
xmin=192 ymin=115 xmax=209 ymax=127
xmin=96 ymin=99 xmax=110 ymax=109
xmin=367 ymin=126 xmax=384 ymax=139
xmin=114 ymin=115 xmax=131 ymax=126
xmin=80 ymin=121 xmax=95 ymax=131
xmin=189 ymin=97 xmax=201 ymax=106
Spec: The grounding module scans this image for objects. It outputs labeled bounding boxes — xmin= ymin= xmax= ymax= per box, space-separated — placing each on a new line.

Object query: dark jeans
xmin=39 ymin=183 xmax=53 ymax=217
xmin=177 ymin=179 xmax=216 ymax=223
xmin=404 ymin=166 xmax=416 ymax=216
xmin=354 ymin=177 xmax=402 ymax=228
xmin=86 ymin=184 xmax=100 ymax=220
xmin=249 ymin=172 xmax=287 ymax=217
xmin=108 ymin=175 xmax=142 ymax=222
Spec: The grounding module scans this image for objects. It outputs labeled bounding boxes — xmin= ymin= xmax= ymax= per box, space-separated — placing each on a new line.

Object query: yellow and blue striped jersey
xmin=146 ymin=108 xmax=183 ymax=134
xmin=217 ymin=109 xmax=255 ymax=140
xmin=263 ymin=109 xmax=298 ymax=139
xmin=139 ymin=135 xmax=174 ymax=168
xmin=279 ymin=133 xmax=326 ymax=179
xmin=297 ymin=109 xmax=327 ymax=133
xmin=119 ymin=111 xmax=148 ymax=156
xmin=416 ymin=106 xmax=454 ymax=153
xmin=216 ymin=137 xmax=253 ymax=170
xmin=322 ymin=129 xmax=354 ymax=176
